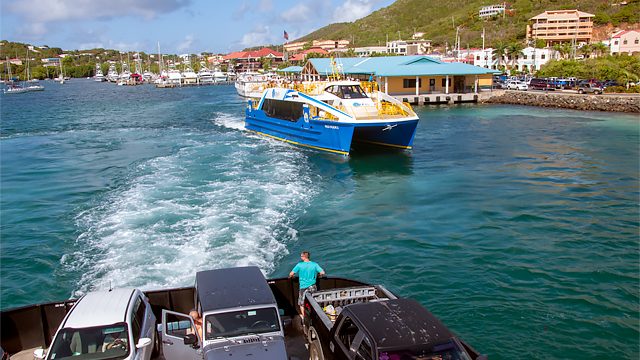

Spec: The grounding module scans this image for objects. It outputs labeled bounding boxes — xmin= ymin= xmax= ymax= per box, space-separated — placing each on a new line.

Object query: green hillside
xmin=296 ymin=0 xmax=640 ymax=48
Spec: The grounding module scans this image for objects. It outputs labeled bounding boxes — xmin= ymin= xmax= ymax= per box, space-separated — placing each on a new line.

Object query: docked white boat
xmin=213 ymin=69 xmax=227 ymax=83
xmin=235 ymin=72 xmax=278 ymax=97
xmin=167 ymin=68 xmax=182 ymax=85
xmin=106 ymin=64 xmax=118 ymax=82
xmin=182 ymin=67 xmax=198 ymax=85
xmin=95 ymin=64 xmax=105 ymax=82
xmin=198 ymin=67 xmax=214 ymax=84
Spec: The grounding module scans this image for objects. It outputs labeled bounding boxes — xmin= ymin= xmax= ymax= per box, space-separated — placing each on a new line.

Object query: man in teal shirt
xmin=289 ymin=251 xmax=325 ymax=320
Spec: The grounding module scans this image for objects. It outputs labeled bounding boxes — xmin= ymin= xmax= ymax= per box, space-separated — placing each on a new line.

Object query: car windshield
xmin=204 ymin=307 xmax=280 ymax=339
xmin=378 ymin=339 xmax=472 ymax=360
xmin=48 ymin=323 xmax=130 ymax=360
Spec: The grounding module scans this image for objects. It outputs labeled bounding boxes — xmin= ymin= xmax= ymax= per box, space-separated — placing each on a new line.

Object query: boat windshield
xmin=325 ymin=85 xmax=368 ymax=99
xmin=204 ymin=307 xmax=280 ymax=339
xmin=48 ymin=323 xmax=130 ymax=359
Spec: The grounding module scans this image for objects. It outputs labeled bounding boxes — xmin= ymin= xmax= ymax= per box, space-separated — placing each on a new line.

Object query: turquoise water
xmin=1 ymin=80 xmax=638 ymax=359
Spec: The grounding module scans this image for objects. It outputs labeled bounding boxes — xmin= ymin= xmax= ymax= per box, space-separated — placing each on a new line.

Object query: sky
xmin=1 ymin=0 xmax=395 ymax=54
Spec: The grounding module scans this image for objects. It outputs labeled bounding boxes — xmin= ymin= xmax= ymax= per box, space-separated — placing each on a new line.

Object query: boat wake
xmin=211 ymin=112 xmax=246 ymax=131
xmin=62 ymin=135 xmax=318 ymax=296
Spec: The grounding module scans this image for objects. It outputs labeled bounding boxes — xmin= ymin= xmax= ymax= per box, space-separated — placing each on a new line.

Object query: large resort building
xmin=527 ymin=10 xmax=595 ymax=46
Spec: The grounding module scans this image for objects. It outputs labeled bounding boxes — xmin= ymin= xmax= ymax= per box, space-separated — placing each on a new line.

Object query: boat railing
xmin=247 ymin=81 xmax=381 ymax=97
xmin=371 ymin=91 xmax=416 ymax=117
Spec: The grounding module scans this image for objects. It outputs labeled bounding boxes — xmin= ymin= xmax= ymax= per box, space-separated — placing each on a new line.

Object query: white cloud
xmin=332 ymin=0 xmax=376 ymax=23
xmin=5 ymin=0 xmax=190 ymax=23
xmin=240 ymin=25 xmax=272 ymax=48
xmin=107 ymin=40 xmax=143 ymax=52
xmin=233 ymin=1 xmax=250 ymax=20
xmin=280 ymin=4 xmax=312 ymax=23
xmin=258 ymin=0 xmax=273 ymax=12
xmin=78 ymin=42 xmax=105 ymax=49
xmin=177 ymin=35 xmax=195 ymax=52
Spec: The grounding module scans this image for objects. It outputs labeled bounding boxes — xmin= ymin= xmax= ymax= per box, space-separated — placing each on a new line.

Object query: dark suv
xmin=529 ymin=78 xmax=555 ymax=91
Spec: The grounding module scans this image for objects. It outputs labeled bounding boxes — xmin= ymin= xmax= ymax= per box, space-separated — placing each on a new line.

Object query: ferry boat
xmin=245 ymin=80 xmax=419 ymax=156
xmin=0 ymin=267 xmax=484 ymax=360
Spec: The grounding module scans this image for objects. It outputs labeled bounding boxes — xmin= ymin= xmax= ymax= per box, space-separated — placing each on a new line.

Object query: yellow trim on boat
xmin=249 ymin=130 xmax=349 ymax=156
xmin=355 ymin=139 xmax=412 ymax=149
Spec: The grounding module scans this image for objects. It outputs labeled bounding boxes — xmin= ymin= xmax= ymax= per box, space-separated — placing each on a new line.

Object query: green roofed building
xmin=301 ymin=56 xmax=499 ymax=103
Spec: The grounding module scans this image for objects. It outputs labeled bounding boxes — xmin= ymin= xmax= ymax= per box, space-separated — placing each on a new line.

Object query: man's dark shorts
xmin=298 ymin=285 xmax=317 ymax=306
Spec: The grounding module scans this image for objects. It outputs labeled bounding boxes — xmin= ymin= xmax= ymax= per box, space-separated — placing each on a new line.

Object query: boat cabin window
xmin=261 ymin=98 xmax=303 ymax=122
xmin=325 ymin=85 xmax=368 ymax=99
xmin=204 ymin=307 xmax=280 ymax=339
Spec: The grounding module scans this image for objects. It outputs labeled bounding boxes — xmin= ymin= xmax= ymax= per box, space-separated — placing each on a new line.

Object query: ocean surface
xmin=1 ymin=79 xmax=638 ymax=359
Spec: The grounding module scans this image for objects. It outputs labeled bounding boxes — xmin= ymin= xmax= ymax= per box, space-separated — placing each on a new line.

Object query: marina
xmin=0 ymin=80 xmax=638 ymax=358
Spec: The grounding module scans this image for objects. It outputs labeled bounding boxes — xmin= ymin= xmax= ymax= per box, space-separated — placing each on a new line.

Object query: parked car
xmin=507 ymin=81 xmax=528 ymax=91
xmin=303 ymin=285 xmax=482 ymax=360
xmin=159 ymin=266 xmax=287 ymax=360
xmin=577 ymin=83 xmax=603 ymax=94
xmin=529 ymin=78 xmax=555 ymax=91
xmin=34 ymin=288 xmax=159 ymax=360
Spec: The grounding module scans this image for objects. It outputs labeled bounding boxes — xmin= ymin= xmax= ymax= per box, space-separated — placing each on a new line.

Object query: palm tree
xmin=553 ymin=43 xmax=572 ymax=60
xmin=507 ymin=43 xmax=524 ymax=73
xmin=578 ymin=44 xmax=592 ymax=59
xmin=591 ymin=43 xmax=609 ymax=58
xmin=493 ymin=42 xmax=508 ymax=71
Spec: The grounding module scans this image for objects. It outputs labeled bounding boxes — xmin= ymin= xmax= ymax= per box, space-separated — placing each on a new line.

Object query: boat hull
xmin=352 ymin=119 xmax=419 ymax=149
xmin=245 ymin=107 xmax=355 ymax=155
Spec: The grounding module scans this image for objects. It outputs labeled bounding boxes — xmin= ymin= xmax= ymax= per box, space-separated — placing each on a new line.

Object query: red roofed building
xmin=289 ymin=47 xmax=329 ymax=63
xmin=609 ymin=29 xmax=640 ymax=55
xmin=223 ymin=48 xmax=284 ymax=72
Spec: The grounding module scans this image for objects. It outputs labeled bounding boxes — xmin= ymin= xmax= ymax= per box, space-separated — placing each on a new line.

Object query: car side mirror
xmin=183 ymin=333 xmax=198 ymax=346
xmin=136 ymin=338 xmax=152 ymax=349
xmin=33 ymin=348 xmax=46 ymax=359
xmin=282 ymin=317 xmax=292 ymax=328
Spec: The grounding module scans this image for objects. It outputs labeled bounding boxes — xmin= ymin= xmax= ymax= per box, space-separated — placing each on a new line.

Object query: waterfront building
xmin=40 ymin=58 xmax=60 ymax=67
xmin=472 ymin=47 xmax=556 ymax=72
xmin=527 ymin=10 xmax=595 ymax=46
xmin=301 ymin=55 xmax=498 ymax=99
xmin=222 ymin=48 xmax=283 ymax=72
xmin=479 ymin=4 xmax=506 ymax=18
xmin=472 ymin=49 xmax=497 ymax=69
xmin=387 ymin=39 xmax=432 ymax=56
xmin=283 ymin=41 xmax=306 ymax=52
xmin=355 ymin=46 xmax=388 ymax=57
xmin=609 ymin=29 xmax=640 ymax=55
xmin=284 ymin=39 xmax=350 ymax=53
xmin=288 ymin=47 xmax=329 ymax=63
xmin=387 ymin=40 xmax=408 ymax=55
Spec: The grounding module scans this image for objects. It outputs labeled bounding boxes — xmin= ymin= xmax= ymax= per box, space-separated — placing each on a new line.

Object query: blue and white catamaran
xmin=245 ymin=80 xmax=419 ymax=156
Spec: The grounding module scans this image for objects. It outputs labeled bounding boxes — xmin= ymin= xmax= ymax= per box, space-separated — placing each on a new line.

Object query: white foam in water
xmin=64 ymin=138 xmax=317 ymax=294
xmin=211 ymin=112 xmax=246 ymax=131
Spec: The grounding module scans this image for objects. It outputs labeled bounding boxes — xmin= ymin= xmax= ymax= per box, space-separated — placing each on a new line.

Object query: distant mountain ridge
xmin=294 ymin=0 xmax=640 ymax=48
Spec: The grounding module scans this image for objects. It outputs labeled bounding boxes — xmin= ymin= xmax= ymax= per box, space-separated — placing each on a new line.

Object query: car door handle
xmin=162 ymin=340 xmax=173 ymax=345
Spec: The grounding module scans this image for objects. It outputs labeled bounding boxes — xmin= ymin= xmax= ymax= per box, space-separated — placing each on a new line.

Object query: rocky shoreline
xmin=480 ymin=90 xmax=640 ymax=113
